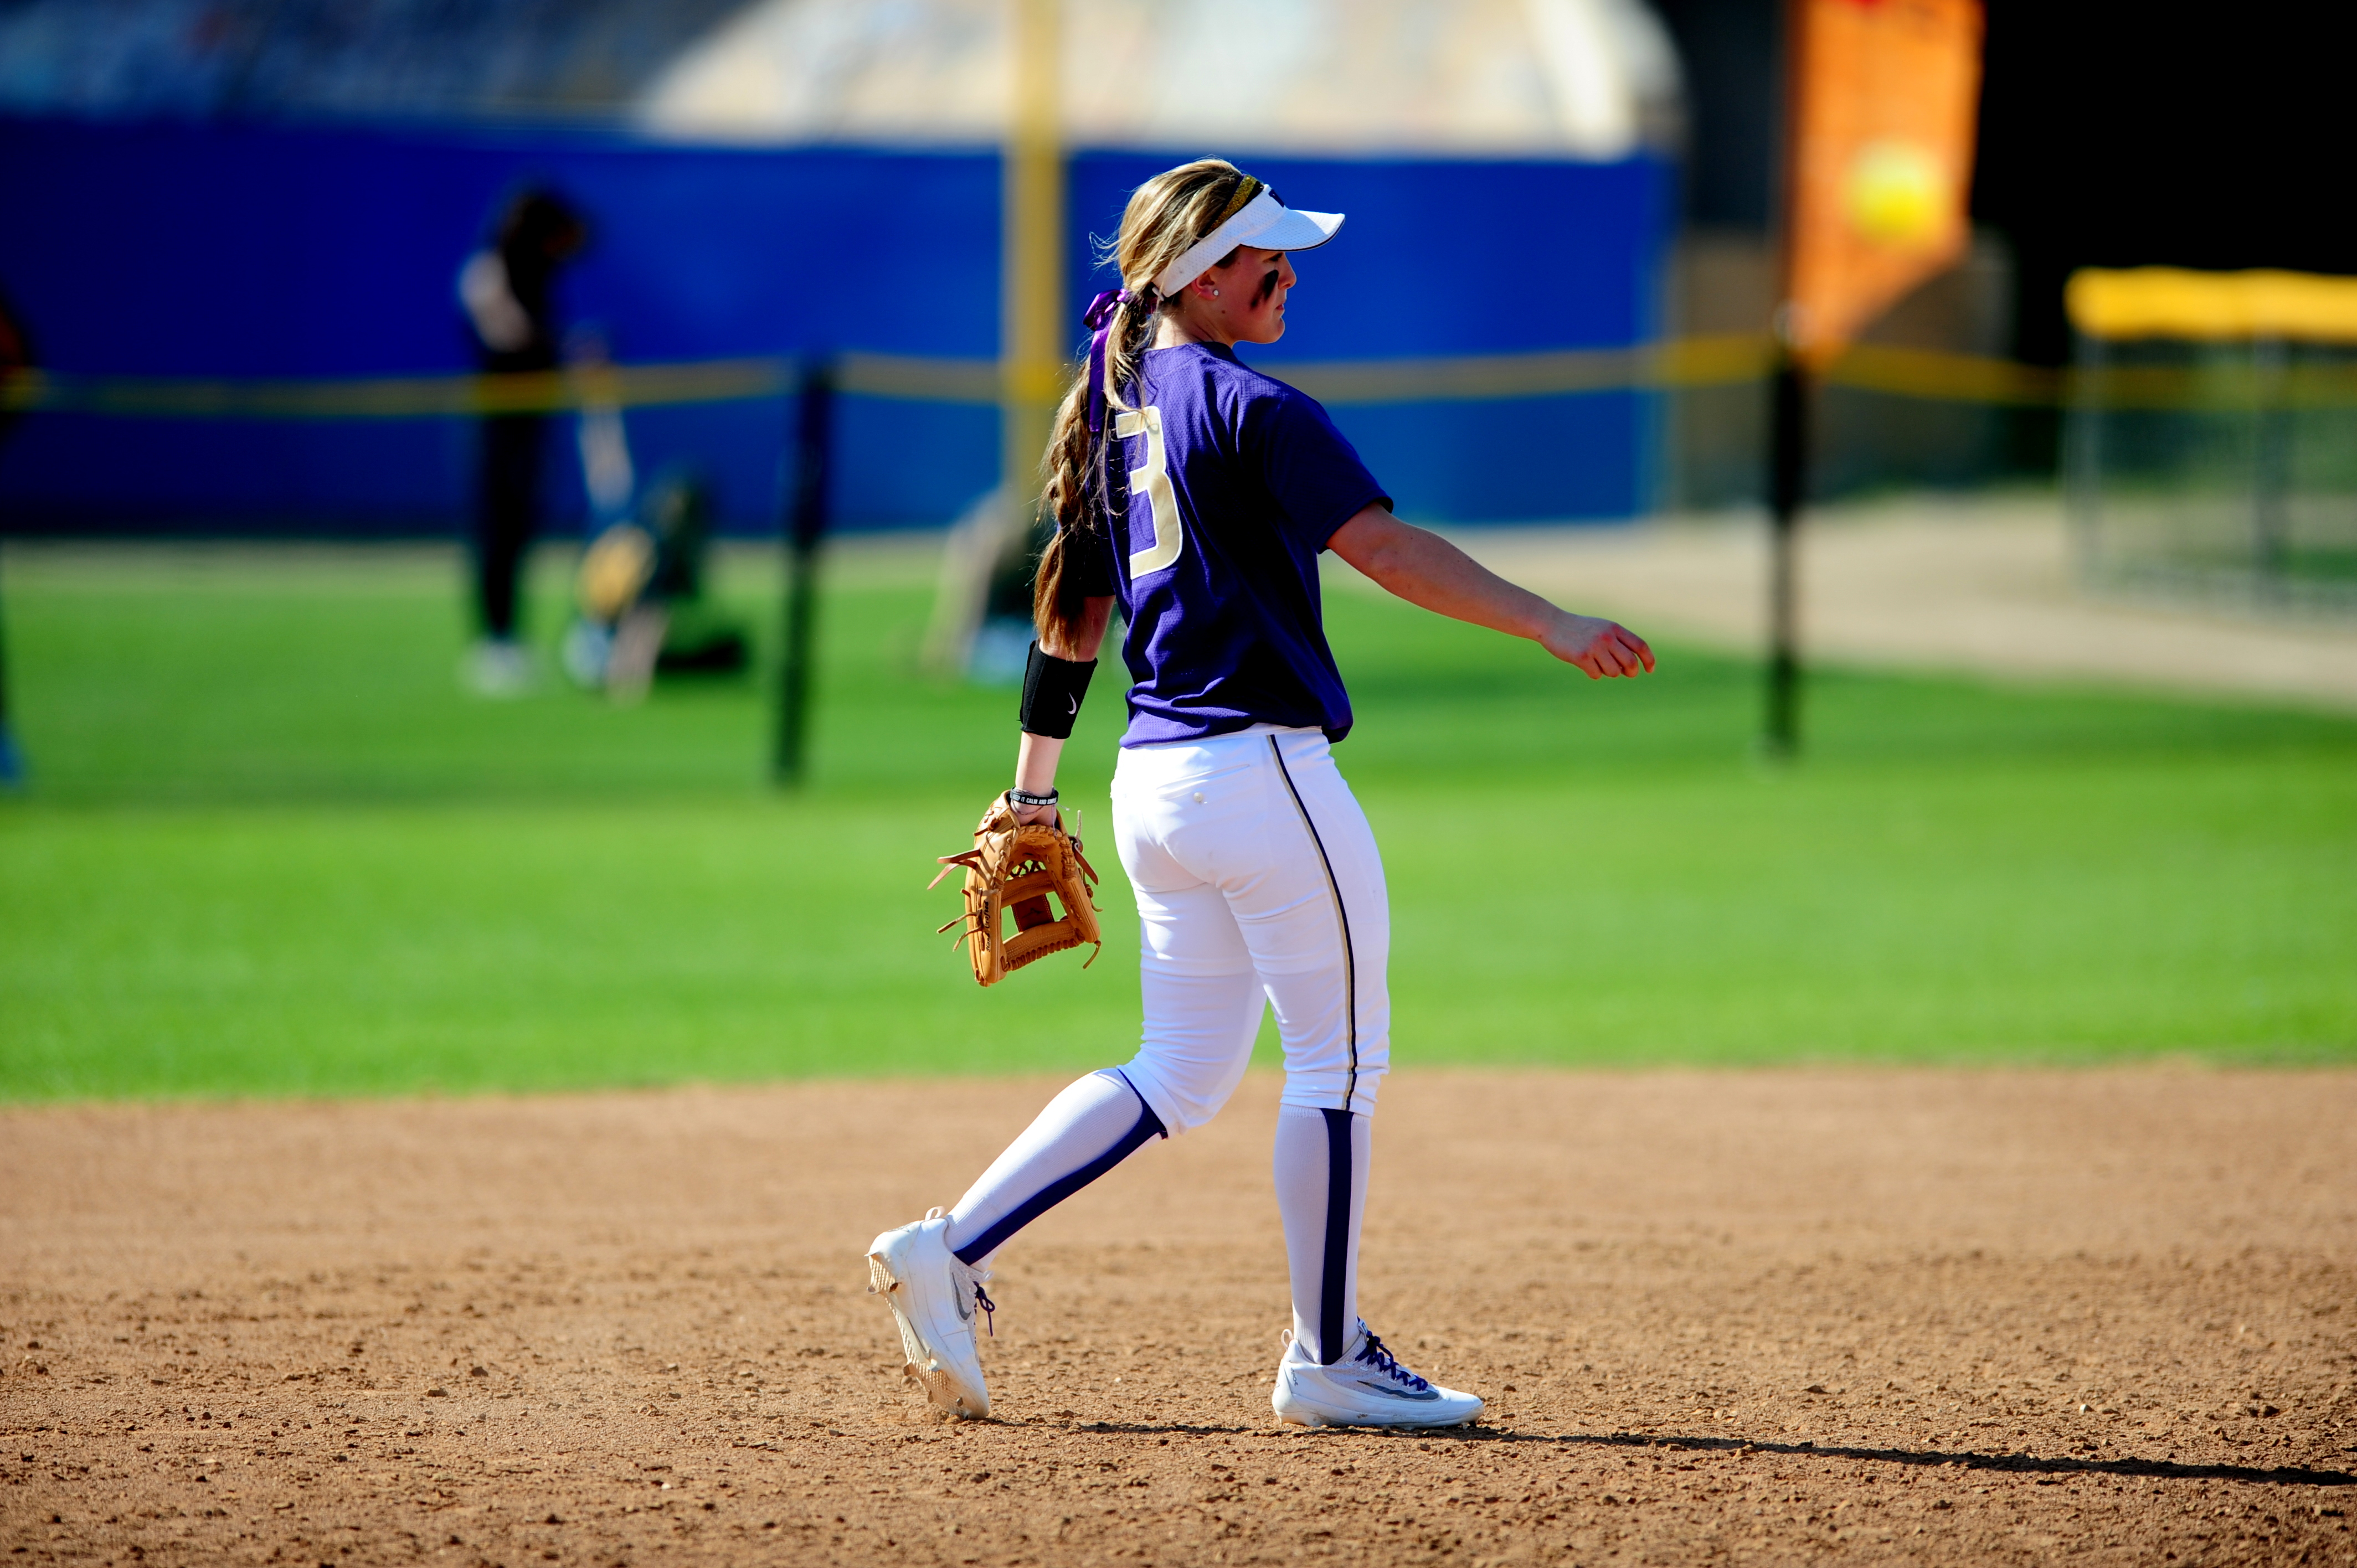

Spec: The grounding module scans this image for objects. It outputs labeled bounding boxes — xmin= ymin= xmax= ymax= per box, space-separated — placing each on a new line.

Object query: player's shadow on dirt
xmin=1056 ymin=1420 xmax=2353 ymax=1490
xmin=1464 ymin=1430 xmax=2356 ymax=1490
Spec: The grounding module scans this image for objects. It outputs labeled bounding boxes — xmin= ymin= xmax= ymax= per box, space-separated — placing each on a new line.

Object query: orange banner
xmin=1782 ymin=0 xmax=1984 ymax=367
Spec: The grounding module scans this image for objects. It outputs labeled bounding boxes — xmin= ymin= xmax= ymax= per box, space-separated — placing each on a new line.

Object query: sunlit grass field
xmin=2 ymin=537 xmax=2352 ymax=1102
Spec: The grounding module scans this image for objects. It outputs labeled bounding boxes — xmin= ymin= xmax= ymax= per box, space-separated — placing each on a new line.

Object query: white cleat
xmin=1273 ymin=1323 xmax=1484 ymax=1430
xmin=866 ymin=1208 xmax=994 ymax=1420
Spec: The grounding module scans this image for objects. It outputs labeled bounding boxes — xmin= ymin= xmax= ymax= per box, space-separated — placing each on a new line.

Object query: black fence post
xmin=0 ymin=291 xmax=25 ymax=790
xmin=1763 ymin=351 xmax=1809 ymax=759
xmin=774 ymin=359 xmax=835 ymax=787
xmin=0 ymin=540 xmax=20 ymax=788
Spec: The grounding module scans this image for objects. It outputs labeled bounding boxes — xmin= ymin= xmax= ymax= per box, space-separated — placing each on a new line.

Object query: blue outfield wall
xmin=0 ymin=117 xmax=1672 ymax=536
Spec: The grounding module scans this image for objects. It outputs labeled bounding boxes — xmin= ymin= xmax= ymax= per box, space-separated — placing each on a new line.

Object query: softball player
xmin=872 ymin=159 xmax=1653 ymax=1427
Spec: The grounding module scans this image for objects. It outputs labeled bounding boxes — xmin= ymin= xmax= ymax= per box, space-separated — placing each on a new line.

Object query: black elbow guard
xmin=1018 ymin=641 xmax=1097 ymax=739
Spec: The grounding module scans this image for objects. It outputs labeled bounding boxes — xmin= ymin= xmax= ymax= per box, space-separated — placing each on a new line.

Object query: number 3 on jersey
xmin=1115 ymin=405 xmax=1183 ymax=577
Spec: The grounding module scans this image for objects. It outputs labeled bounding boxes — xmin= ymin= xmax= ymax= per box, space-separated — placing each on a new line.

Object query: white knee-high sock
xmin=943 ymin=1069 xmax=1165 ymax=1267
xmin=1272 ymin=1103 xmax=1370 ymax=1364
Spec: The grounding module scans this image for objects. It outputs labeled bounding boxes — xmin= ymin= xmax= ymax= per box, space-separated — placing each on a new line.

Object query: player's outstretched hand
xmin=1543 ymin=612 xmax=1655 ymax=679
xmin=1325 ymin=508 xmax=1659 ymax=681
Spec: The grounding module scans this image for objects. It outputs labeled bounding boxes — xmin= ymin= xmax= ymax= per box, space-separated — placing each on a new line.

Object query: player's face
xmin=1165 ymin=246 xmax=1296 ymax=350
xmin=1211 ymin=245 xmax=1296 ymax=345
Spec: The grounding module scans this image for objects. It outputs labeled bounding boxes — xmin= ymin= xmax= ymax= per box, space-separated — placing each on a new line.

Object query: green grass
xmin=1 ymin=539 xmax=2352 ymax=1102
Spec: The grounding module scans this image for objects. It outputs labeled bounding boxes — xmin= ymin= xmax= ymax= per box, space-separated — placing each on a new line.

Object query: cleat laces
xmin=1353 ymin=1333 xmax=1432 ymax=1393
xmin=933 ymin=1206 xmax=995 ymax=1338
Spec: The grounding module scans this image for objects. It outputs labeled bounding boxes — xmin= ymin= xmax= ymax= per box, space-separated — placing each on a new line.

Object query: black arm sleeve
xmin=1018 ymin=642 xmax=1097 ymax=739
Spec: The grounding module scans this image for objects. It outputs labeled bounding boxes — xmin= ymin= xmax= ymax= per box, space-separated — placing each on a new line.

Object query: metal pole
xmin=1763 ymin=349 xmax=1808 ymax=759
xmin=2252 ymin=335 xmax=2291 ymax=606
xmin=2063 ymin=331 xmax=2107 ymax=589
xmin=774 ymin=359 xmax=834 ymax=787
xmin=1001 ymin=0 xmax=1064 ymax=524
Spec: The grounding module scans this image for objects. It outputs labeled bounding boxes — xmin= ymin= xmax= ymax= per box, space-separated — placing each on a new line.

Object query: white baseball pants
xmin=943 ymin=726 xmax=1390 ymax=1361
xmin=1110 ymin=723 xmax=1390 ymax=1130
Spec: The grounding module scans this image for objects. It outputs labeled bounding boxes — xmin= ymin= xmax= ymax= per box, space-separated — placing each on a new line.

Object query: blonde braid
xmin=1033 ymin=161 xmax=1258 ymax=649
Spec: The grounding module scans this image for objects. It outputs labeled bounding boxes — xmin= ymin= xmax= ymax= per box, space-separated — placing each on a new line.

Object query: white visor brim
xmin=1150 ymin=190 xmax=1345 ymax=297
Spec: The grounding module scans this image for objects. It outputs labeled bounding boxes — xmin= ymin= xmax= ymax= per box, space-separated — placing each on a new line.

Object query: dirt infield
xmin=3 ymin=1070 xmax=2353 ymax=1567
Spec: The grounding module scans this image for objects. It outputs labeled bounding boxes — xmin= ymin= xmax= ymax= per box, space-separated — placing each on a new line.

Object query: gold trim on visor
xmin=1212 ymin=176 xmax=1264 ymax=228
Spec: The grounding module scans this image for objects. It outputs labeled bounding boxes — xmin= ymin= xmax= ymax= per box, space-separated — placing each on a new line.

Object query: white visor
xmin=1149 ymin=189 xmax=1345 ymax=298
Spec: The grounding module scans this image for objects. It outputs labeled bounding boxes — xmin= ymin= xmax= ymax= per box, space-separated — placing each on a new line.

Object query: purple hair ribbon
xmin=1083 ymin=287 xmax=1131 ymax=435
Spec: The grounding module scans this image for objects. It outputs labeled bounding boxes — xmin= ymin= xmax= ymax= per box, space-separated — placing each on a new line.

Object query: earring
xmin=1208 ymin=287 xmax=1221 ymax=297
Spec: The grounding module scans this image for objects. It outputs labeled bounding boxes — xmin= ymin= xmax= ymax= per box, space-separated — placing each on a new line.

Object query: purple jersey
xmin=1066 ymin=341 xmax=1389 ymax=747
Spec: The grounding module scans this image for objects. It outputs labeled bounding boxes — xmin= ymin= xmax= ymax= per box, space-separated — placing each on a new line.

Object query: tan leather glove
xmin=929 ymin=794 xmax=1103 ymax=986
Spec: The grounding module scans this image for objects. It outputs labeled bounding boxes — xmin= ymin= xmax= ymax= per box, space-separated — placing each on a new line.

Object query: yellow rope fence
xmin=4 ymin=333 xmax=2353 ymax=419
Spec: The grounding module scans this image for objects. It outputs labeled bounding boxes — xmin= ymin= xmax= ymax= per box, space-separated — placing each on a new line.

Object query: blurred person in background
xmin=564 ymin=466 xmax=750 ymax=703
xmin=457 ymin=187 xmax=588 ymax=697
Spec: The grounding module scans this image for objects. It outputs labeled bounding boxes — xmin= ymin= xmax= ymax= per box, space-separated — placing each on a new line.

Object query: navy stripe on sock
xmin=1319 ymin=1107 xmax=1355 ymax=1364
xmin=953 ymin=1073 xmax=1166 ymax=1266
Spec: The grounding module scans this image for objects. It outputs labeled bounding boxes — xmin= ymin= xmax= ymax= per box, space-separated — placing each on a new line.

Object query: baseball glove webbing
xmin=930 ymin=795 xmax=1103 ymax=986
